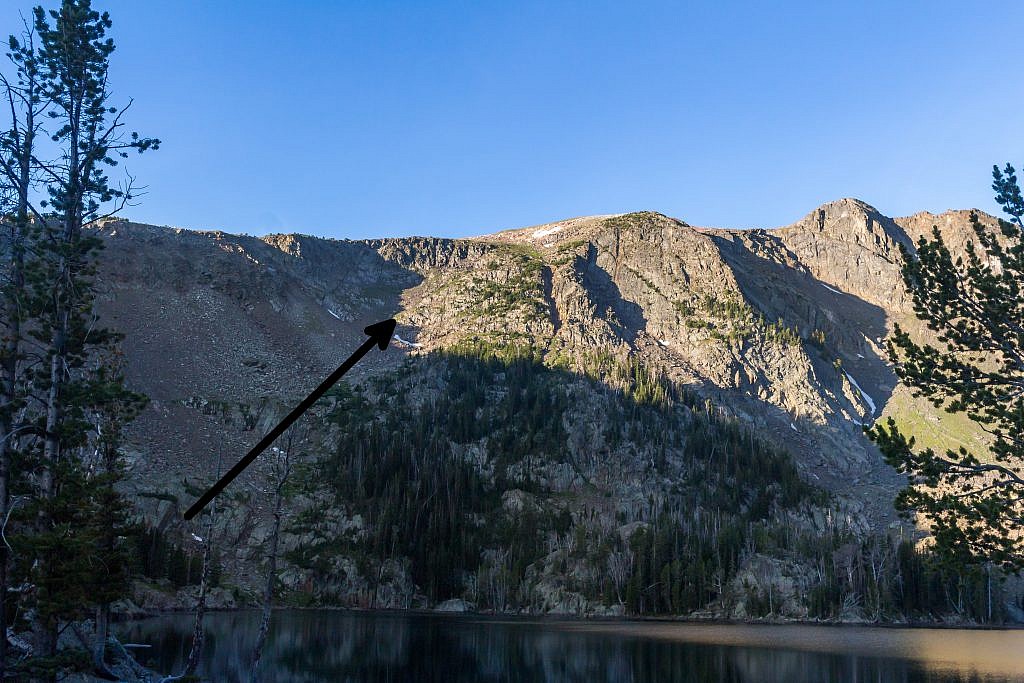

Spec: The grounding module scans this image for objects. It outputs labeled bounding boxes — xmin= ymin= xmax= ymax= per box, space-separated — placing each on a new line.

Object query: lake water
xmin=116 ymin=610 xmax=1024 ymax=682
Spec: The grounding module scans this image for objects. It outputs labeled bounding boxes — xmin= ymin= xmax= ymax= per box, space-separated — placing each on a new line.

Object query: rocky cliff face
xmin=89 ymin=199 xmax=999 ymax=613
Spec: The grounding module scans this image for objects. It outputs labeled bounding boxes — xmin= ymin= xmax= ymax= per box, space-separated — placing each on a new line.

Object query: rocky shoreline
xmin=115 ymin=598 xmax=1024 ymax=630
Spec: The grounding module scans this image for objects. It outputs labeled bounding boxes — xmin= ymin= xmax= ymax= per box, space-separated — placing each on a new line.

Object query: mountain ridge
xmin=85 ymin=199 xmax=1000 ymax=614
xmin=95 ymin=198 xmax=997 ymax=474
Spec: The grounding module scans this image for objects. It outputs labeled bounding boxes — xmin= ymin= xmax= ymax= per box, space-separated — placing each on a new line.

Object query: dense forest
xmin=279 ymin=343 xmax=1017 ymax=623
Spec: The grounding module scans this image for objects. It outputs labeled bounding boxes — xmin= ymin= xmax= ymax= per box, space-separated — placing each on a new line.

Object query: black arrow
xmin=183 ymin=318 xmax=397 ymax=521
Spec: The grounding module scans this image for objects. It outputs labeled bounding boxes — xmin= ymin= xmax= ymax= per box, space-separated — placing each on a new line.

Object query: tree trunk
xmin=251 ymin=487 xmax=283 ymax=681
xmin=93 ymin=444 xmax=117 ymax=673
xmin=0 ymin=235 xmax=19 ymax=676
xmin=0 ymin=72 xmax=36 ymax=676
xmin=93 ymin=603 xmax=110 ymax=670
xmin=183 ymin=519 xmax=213 ymax=679
xmin=32 ymin=346 xmax=64 ymax=668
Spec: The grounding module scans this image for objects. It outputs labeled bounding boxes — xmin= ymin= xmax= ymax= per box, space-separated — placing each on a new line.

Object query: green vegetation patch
xmin=291 ymin=347 xmax=825 ymax=614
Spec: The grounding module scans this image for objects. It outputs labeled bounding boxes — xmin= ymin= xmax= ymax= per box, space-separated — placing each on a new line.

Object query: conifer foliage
xmin=0 ymin=0 xmax=156 ymax=678
xmin=290 ymin=347 xmax=1007 ymax=622
xmin=871 ymin=165 xmax=1024 ymax=572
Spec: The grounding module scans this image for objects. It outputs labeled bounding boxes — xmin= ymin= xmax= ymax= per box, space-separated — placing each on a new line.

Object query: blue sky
xmin=54 ymin=1 xmax=1024 ymax=238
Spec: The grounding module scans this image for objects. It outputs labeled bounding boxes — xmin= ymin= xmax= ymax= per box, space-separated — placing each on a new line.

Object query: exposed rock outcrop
xmin=86 ymin=200 xmax=999 ymax=611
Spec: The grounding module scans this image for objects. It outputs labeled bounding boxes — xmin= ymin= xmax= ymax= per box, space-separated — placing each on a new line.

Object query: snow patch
xmin=856 ymin=353 xmax=865 ymax=359
xmin=821 ymin=282 xmax=843 ymax=295
xmin=843 ymin=370 xmax=877 ymax=416
xmin=327 ymin=309 xmax=341 ymax=319
xmin=532 ymin=226 xmax=563 ymax=239
xmin=658 ymin=339 xmax=668 ymax=347
xmin=394 ymin=334 xmax=422 ymax=349
xmin=790 ymin=423 xmax=799 ymax=432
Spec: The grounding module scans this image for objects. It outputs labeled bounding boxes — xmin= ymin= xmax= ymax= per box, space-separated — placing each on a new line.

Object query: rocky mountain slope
xmin=90 ymin=199 xmax=1000 ymax=617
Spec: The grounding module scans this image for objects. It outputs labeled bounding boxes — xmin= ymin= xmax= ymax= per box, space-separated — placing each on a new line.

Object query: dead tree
xmin=251 ymin=421 xmax=305 ymax=681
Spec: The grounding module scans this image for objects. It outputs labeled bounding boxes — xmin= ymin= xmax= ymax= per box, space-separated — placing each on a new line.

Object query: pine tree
xmin=84 ymin=353 xmax=147 ymax=672
xmin=0 ymin=1 xmax=158 ymax=677
xmin=870 ymin=164 xmax=1024 ymax=572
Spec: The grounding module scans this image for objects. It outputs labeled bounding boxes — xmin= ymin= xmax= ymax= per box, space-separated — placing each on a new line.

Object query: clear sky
xmin=32 ymin=1 xmax=1024 ymax=239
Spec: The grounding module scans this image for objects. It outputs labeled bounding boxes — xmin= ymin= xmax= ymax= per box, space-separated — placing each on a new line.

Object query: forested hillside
xmin=266 ymin=345 xmax=1005 ymax=621
xmin=87 ymin=202 xmax=1021 ymax=625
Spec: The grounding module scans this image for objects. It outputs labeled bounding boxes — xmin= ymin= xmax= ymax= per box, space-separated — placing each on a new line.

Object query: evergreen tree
xmin=0 ymin=1 xmax=157 ymax=677
xmin=84 ymin=353 xmax=147 ymax=672
xmin=871 ymin=164 xmax=1024 ymax=572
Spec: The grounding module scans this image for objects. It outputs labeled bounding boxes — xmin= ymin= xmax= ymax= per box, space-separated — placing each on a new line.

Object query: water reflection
xmin=116 ymin=610 xmax=1024 ymax=682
